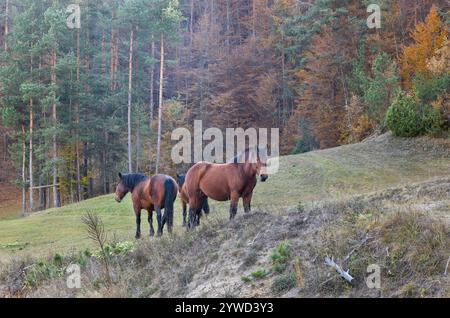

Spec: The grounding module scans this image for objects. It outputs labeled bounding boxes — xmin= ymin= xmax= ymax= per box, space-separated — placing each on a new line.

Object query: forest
xmin=0 ymin=0 xmax=448 ymax=213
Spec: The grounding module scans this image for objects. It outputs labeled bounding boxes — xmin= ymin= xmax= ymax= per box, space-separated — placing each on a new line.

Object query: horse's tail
xmin=202 ymin=198 xmax=210 ymax=215
xmin=164 ymin=178 xmax=175 ymax=229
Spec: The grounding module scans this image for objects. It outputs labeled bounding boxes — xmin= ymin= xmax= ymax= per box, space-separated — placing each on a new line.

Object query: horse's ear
xmin=118 ymin=172 xmax=123 ymax=179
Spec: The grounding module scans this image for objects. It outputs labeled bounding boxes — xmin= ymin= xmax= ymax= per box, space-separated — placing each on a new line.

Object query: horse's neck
xmin=240 ymin=162 xmax=257 ymax=178
xmin=131 ymin=178 xmax=149 ymax=193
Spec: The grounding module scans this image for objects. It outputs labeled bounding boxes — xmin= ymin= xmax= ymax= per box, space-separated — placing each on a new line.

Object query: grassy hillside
xmin=0 ymin=133 xmax=449 ymax=297
xmin=0 ymin=133 xmax=449 ymax=259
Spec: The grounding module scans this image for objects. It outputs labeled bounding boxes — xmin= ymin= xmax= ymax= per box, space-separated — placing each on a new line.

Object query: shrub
xmin=271 ymin=272 xmax=297 ymax=293
xmin=92 ymin=241 xmax=136 ymax=259
xmin=386 ymin=92 xmax=444 ymax=137
xmin=386 ymin=92 xmax=424 ymax=137
xmin=423 ymin=106 xmax=445 ymax=136
xmin=241 ymin=276 xmax=251 ymax=283
xmin=270 ymin=241 xmax=292 ymax=273
xmin=24 ymin=260 xmax=64 ymax=288
xmin=297 ymin=201 xmax=305 ymax=213
xmin=250 ymin=268 xmax=269 ymax=279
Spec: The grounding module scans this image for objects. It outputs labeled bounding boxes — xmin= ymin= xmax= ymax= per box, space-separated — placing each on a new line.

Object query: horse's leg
xmin=134 ymin=207 xmax=142 ymax=239
xmin=187 ymin=207 xmax=195 ymax=230
xmin=155 ymin=205 xmax=163 ymax=236
xmin=195 ymin=209 xmax=201 ymax=226
xmin=243 ymin=192 xmax=253 ymax=213
xmin=229 ymin=192 xmax=239 ymax=220
xmin=147 ymin=208 xmax=155 ymax=237
xmin=163 ymin=207 xmax=173 ymax=234
xmin=202 ymin=197 xmax=210 ymax=217
xmin=182 ymin=201 xmax=187 ymax=227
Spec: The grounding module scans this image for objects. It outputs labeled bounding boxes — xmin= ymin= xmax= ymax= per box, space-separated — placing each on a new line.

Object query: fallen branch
xmin=444 ymin=256 xmax=450 ymax=276
xmin=324 ymin=257 xmax=354 ymax=284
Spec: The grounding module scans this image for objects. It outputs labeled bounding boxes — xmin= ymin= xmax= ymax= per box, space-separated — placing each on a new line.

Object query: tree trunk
xmin=101 ymin=31 xmax=106 ymax=78
xmin=127 ymin=28 xmax=134 ymax=173
xmin=75 ymin=28 xmax=82 ymax=202
xmin=155 ymin=33 xmax=164 ymax=174
xmin=51 ymin=51 xmax=59 ymax=208
xmin=21 ymin=125 xmax=26 ymax=216
xmin=189 ymin=0 xmax=194 ymax=61
xmin=252 ymin=0 xmax=256 ymax=40
xmin=4 ymin=0 xmax=8 ymax=52
xmin=136 ymin=115 xmax=140 ymax=172
xmin=102 ymin=129 xmax=108 ymax=194
xmin=149 ymin=39 xmax=155 ymax=121
xmin=29 ymin=56 xmax=34 ymax=212
xmin=39 ymin=175 xmax=45 ymax=210
xmin=110 ymin=8 xmax=116 ymax=90
xmin=83 ymin=142 xmax=88 ymax=199
xmin=226 ymin=0 xmax=230 ymax=49
xmin=114 ymin=32 xmax=119 ymax=90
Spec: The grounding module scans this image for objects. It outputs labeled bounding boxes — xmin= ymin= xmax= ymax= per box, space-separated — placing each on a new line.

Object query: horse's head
xmin=246 ymin=147 xmax=269 ymax=182
xmin=176 ymin=173 xmax=186 ymax=188
xmin=256 ymin=148 xmax=269 ymax=182
xmin=115 ymin=173 xmax=129 ymax=203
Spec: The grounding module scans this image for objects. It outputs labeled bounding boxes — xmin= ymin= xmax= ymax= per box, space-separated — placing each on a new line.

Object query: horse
xmin=183 ymin=147 xmax=268 ymax=229
xmin=176 ymin=173 xmax=210 ymax=227
xmin=114 ymin=173 xmax=178 ymax=238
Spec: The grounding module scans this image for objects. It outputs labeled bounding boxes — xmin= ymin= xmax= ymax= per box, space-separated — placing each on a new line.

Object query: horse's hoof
xmin=135 ymin=235 xmax=141 ymax=240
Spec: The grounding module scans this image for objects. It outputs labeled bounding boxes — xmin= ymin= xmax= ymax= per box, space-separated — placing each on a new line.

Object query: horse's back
xmin=185 ymin=161 xmax=237 ymax=201
xmin=149 ymin=174 xmax=178 ymax=207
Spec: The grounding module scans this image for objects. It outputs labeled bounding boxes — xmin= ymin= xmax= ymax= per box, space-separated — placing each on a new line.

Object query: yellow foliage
xmin=401 ymin=5 xmax=448 ymax=88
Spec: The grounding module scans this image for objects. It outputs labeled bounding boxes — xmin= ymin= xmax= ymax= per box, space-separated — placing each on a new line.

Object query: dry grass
xmin=0 ymin=134 xmax=449 ymax=298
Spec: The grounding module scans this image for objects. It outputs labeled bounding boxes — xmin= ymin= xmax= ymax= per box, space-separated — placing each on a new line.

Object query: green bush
xmin=423 ymin=106 xmax=444 ymax=137
xmin=24 ymin=261 xmax=64 ymax=288
xmin=386 ymin=93 xmax=423 ymax=137
xmin=270 ymin=241 xmax=292 ymax=273
xmin=250 ymin=268 xmax=269 ymax=279
xmin=386 ymin=92 xmax=444 ymax=137
xmin=271 ymin=272 xmax=297 ymax=293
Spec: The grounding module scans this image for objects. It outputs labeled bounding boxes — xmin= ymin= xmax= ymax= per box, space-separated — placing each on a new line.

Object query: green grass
xmin=0 ymin=134 xmax=449 ymax=259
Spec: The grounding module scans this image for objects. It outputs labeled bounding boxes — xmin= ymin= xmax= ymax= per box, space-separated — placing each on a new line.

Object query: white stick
xmin=324 ymin=257 xmax=354 ymax=284
xmin=444 ymin=256 xmax=450 ymax=276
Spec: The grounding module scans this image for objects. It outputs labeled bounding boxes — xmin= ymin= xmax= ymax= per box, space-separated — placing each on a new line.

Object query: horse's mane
xmin=121 ymin=173 xmax=148 ymax=191
xmin=229 ymin=147 xmax=262 ymax=164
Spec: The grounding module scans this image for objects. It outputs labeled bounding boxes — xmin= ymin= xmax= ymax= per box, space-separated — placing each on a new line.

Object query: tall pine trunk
xmin=4 ymin=0 xmax=8 ymax=51
xmin=127 ymin=28 xmax=134 ymax=173
xmin=21 ymin=124 xmax=26 ymax=216
xmin=51 ymin=50 xmax=60 ymax=208
xmin=149 ymin=38 xmax=155 ymax=121
xmin=29 ymin=55 xmax=34 ymax=212
xmin=75 ymin=28 xmax=82 ymax=201
xmin=155 ymin=33 xmax=164 ymax=174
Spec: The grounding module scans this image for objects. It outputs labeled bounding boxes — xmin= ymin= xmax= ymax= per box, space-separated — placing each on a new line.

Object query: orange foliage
xmin=401 ymin=5 xmax=448 ymax=88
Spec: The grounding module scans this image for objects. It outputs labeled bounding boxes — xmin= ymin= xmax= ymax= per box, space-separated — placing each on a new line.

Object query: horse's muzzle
xmin=115 ymin=196 xmax=122 ymax=203
xmin=260 ymin=175 xmax=268 ymax=182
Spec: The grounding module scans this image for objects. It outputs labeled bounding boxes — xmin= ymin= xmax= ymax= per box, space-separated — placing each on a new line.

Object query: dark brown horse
xmin=176 ymin=173 xmax=209 ymax=227
xmin=115 ymin=173 xmax=178 ymax=238
xmin=184 ymin=147 xmax=268 ymax=228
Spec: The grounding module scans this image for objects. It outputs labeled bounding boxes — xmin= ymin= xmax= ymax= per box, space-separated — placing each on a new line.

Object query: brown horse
xmin=176 ymin=173 xmax=209 ymax=227
xmin=184 ymin=147 xmax=268 ymax=228
xmin=115 ymin=173 xmax=178 ymax=238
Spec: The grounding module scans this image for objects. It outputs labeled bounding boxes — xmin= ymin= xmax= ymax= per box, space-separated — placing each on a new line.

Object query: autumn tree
xmin=401 ymin=5 xmax=448 ymax=89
